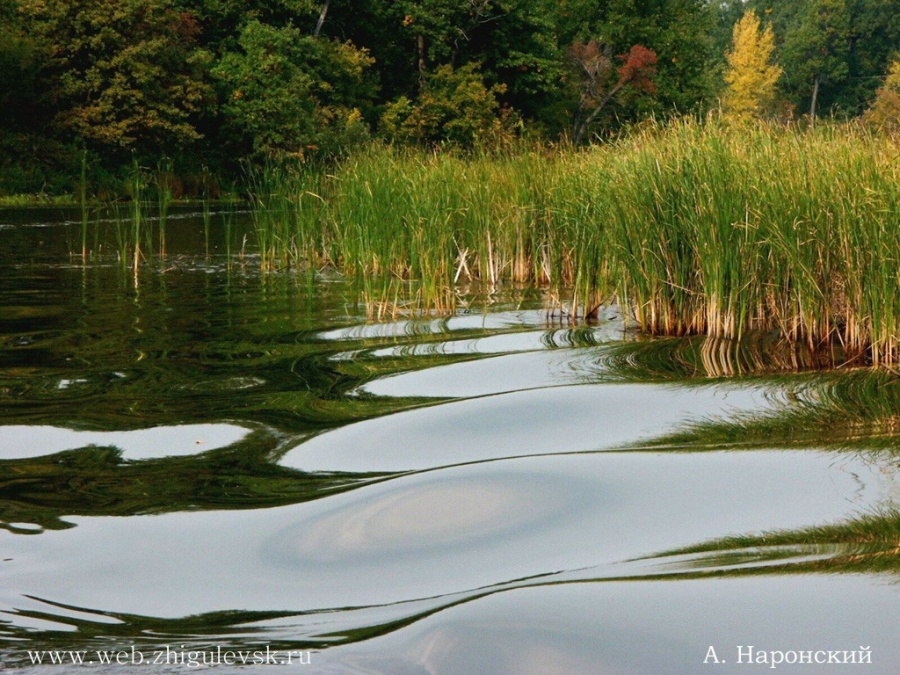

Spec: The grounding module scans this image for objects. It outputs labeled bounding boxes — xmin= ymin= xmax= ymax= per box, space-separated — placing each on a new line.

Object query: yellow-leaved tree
xmin=722 ymin=11 xmax=782 ymax=121
xmin=864 ymin=57 xmax=900 ymax=133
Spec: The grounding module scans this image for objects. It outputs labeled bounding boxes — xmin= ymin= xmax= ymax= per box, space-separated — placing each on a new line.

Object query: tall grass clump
xmin=155 ymin=159 xmax=174 ymax=258
xmin=245 ymin=160 xmax=328 ymax=270
xmin=130 ymin=157 xmax=152 ymax=270
xmin=103 ymin=158 xmax=149 ymax=270
xmin=591 ymin=119 xmax=900 ymax=364
xmin=249 ymin=122 xmax=900 ymax=364
xmin=301 ymin=145 xmax=610 ymax=313
xmin=201 ymin=165 xmax=214 ymax=258
xmin=78 ymin=149 xmax=89 ymax=261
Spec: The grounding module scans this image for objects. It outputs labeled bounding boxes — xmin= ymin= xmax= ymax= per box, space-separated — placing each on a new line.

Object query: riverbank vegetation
xmin=2 ymin=0 xmax=900 ymax=196
xmin=247 ymin=119 xmax=900 ymax=363
xmin=3 ymin=0 xmax=900 ymax=361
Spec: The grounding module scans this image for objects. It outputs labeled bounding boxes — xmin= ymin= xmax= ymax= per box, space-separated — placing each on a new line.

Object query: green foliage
xmin=4 ymin=0 xmax=900 ymax=195
xmin=393 ymin=0 xmax=471 ymax=64
xmin=330 ymin=0 xmax=564 ymax=130
xmin=467 ymin=0 xmax=564 ymax=125
xmin=864 ymin=57 xmax=900 ymax=132
xmin=781 ymin=0 xmax=851 ymax=120
xmin=176 ymin=0 xmax=319 ymax=52
xmin=379 ymin=63 xmax=509 ymax=146
xmin=0 ymin=0 xmax=73 ymax=194
xmin=213 ymin=20 xmax=374 ymax=158
xmin=21 ymin=0 xmax=215 ymax=156
xmin=188 ymin=0 xmax=318 ymax=17
xmin=250 ymin=121 xmax=900 ymax=363
xmin=842 ymin=0 xmax=900 ymax=114
xmin=0 ymin=1 xmax=44 ymax=124
xmin=709 ymin=0 xmax=751 ymax=63
xmin=558 ymin=0 xmax=716 ymax=117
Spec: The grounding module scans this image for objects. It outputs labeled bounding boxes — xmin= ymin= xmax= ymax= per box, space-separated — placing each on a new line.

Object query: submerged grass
xmin=155 ymin=159 xmax=174 ymax=258
xmin=641 ymin=367 xmax=900 ymax=452
xmin=645 ymin=508 xmax=900 ymax=575
xmin=249 ymin=119 xmax=900 ymax=364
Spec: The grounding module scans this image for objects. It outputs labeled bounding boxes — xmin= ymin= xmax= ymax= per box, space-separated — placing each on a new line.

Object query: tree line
xmin=1 ymin=0 xmax=898 ymax=196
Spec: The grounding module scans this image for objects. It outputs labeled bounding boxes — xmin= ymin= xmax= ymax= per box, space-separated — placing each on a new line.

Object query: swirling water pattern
xmin=1 ymin=209 xmax=899 ymax=673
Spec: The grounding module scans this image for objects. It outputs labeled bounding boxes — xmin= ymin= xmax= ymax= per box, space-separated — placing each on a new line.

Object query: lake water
xmin=1 ymin=207 xmax=898 ymax=673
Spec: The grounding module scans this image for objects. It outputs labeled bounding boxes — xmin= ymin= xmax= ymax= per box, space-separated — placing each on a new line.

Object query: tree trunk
xmin=572 ymin=82 xmax=624 ymax=145
xmin=313 ymin=0 xmax=331 ymax=38
xmin=809 ymin=74 xmax=820 ymax=126
xmin=417 ymin=34 xmax=426 ymax=89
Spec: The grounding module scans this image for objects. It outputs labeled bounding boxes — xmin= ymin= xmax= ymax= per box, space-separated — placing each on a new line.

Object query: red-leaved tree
xmin=570 ymin=42 xmax=657 ymax=143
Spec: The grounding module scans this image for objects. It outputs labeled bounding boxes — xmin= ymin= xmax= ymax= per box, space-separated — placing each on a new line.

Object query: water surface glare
xmin=281 ymin=382 xmax=778 ymax=472
xmin=1 ymin=210 xmax=899 ymax=673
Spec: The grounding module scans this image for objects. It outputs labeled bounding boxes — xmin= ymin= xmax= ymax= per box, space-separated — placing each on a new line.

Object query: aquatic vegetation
xmin=3 ymin=235 xmax=900 ymax=664
xmin=645 ymin=508 xmax=900 ymax=576
xmin=0 ymin=431 xmax=394 ymax=535
xmin=639 ymin=367 xmax=900 ymax=451
xmin=597 ymin=333 xmax=842 ymax=382
xmin=155 ymin=159 xmax=174 ymax=258
xmin=79 ymin=150 xmax=89 ymax=260
xmin=250 ymin=120 xmax=900 ymax=363
xmin=129 ymin=157 xmax=144 ymax=269
xmin=202 ymin=165 xmax=213 ymax=259
xmin=244 ymin=160 xmax=314 ymax=270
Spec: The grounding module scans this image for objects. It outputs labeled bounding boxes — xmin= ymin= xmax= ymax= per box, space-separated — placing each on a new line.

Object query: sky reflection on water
xmin=1 ymin=212 xmax=899 ymax=673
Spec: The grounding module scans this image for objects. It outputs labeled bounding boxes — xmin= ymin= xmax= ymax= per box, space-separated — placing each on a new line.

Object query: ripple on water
xmin=314 ymin=575 xmax=900 ymax=675
xmin=267 ymin=471 xmax=585 ymax=565
xmin=360 ymin=348 xmax=607 ymax=397
xmin=315 ymin=311 xmax=549 ymax=342
xmin=1 ymin=221 xmax=899 ymax=674
xmin=281 ymin=382 xmax=777 ymax=472
xmin=1 ymin=450 xmax=893 ymax=620
xmin=0 ymin=423 xmax=250 ymax=460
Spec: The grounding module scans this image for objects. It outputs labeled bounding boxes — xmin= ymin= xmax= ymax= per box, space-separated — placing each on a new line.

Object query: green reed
xmin=155 ymin=159 xmax=173 ymax=258
xmin=247 ymin=121 xmax=900 ymax=364
xmin=223 ymin=201 xmax=234 ymax=263
xmin=110 ymin=200 xmax=128 ymax=265
xmin=245 ymin=160 xmax=326 ymax=271
xmin=78 ymin=149 xmax=89 ymax=261
xmin=129 ymin=157 xmax=145 ymax=269
xmin=201 ymin=165 xmax=212 ymax=259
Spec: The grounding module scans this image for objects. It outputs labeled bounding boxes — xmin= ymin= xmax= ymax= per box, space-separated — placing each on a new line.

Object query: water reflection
xmin=315 ymin=577 xmax=900 ymax=675
xmin=1 ymin=211 xmax=900 ymax=673
xmin=280 ymin=384 xmax=777 ymax=472
xmin=274 ymin=473 xmax=571 ymax=562
xmin=0 ymin=425 xmax=389 ymax=534
xmin=1 ymin=451 xmax=894 ymax=640
xmin=0 ymin=423 xmax=249 ymax=460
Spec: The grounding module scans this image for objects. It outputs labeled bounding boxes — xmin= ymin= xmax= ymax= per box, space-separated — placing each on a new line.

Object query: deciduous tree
xmin=864 ymin=57 xmax=900 ymax=132
xmin=21 ymin=0 xmax=215 ymax=156
xmin=379 ymin=62 xmax=508 ymax=146
xmin=213 ymin=20 xmax=374 ymax=158
xmin=558 ymin=0 xmax=714 ymax=119
xmin=781 ymin=0 xmax=850 ymax=123
xmin=722 ymin=10 xmax=782 ymax=121
xmin=569 ymin=42 xmax=657 ymax=143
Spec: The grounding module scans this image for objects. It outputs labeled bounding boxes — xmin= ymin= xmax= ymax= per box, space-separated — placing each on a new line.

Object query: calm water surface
xmin=1 ymin=207 xmax=899 ymax=673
